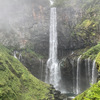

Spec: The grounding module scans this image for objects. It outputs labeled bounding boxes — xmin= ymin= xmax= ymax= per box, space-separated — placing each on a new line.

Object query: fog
xmin=0 ymin=0 xmax=49 ymax=29
xmin=0 ymin=0 xmax=49 ymax=47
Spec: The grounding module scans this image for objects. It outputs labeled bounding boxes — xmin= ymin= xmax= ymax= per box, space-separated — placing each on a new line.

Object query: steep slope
xmin=73 ymin=81 xmax=100 ymax=100
xmin=0 ymin=45 xmax=54 ymax=100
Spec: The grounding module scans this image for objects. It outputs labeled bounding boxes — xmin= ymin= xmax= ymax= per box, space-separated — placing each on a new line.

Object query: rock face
xmin=60 ymin=51 xmax=98 ymax=94
xmin=49 ymin=85 xmax=67 ymax=100
xmin=0 ymin=0 xmax=99 ymax=58
xmin=11 ymin=49 xmax=47 ymax=81
xmin=21 ymin=53 xmax=46 ymax=81
xmin=0 ymin=0 xmax=50 ymax=56
xmin=56 ymin=0 xmax=97 ymax=54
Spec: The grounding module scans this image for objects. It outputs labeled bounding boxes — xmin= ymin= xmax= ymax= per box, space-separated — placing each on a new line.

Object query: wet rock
xmin=49 ymin=85 xmax=67 ymax=100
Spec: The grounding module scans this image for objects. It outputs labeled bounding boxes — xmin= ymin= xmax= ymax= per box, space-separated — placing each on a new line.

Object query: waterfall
xmin=72 ymin=59 xmax=76 ymax=94
xmin=18 ymin=53 xmax=22 ymax=61
xmin=14 ymin=51 xmax=17 ymax=59
xmin=76 ymin=55 xmax=81 ymax=94
xmin=91 ymin=60 xmax=97 ymax=84
xmin=45 ymin=7 xmax=61 ymax=90
xmin=50 ymin=0 xmax=54 ymax=5
xmin=41 ymin=60 xmax=44 ymax=81
xmin=88 ymin=58 xmax=91 ymax=84
xmin=85 ymin=59 xmax=87 ymax=82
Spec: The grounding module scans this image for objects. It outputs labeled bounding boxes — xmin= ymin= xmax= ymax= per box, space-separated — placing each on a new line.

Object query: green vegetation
xmin=96 ymin=52 xmax=100 ymax=72
xmin=72 ymin=0 xmax=100 ymax=46
xmin=74 ymin=81 xmax=100 ymax=100
xmin=82 ymin=44 xmax=100 ymax=60
xmin=21 ymin=48 xmax=44 ymax=59
xmin=7 ymin=45 xmax=44 ymax=59
xmin=0 ymin=45 xmax=54 ymax=100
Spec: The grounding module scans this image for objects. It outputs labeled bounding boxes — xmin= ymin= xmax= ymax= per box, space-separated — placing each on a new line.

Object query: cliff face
xmin=56 ymin=0 xmax=100 ymax=54
xmin=73 ymin=52 xmax=100 ymax=100
xmin=0 ymin=0 xmax=100 ymax=58
xmin=0 ymin=0 xmax=50 ymax=56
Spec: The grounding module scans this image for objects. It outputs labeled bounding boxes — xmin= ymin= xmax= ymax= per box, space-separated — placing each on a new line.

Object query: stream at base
xmin=63 ymin=93 xmax=76 ymax=100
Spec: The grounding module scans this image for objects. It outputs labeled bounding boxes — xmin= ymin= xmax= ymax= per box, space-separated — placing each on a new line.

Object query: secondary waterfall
xmin=40 ymin=60 xmax=44 ymax=81
xmin=88 ymin=58 xmax=91 ymax=84
xmin=14 ymin=51 xmax=17 ymax=59
xmin=91 ymin=60 xmax=97 ymax=84
xmin=72 ymin=59 xmax=76 ymax=94
xmin=45 ymin=7 xmax=61 ymax=90
xmin=76 ymin=55 xmax=81 ymax=94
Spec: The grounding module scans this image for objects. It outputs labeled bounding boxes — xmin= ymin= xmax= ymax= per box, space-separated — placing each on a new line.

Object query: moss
xmin=81 ymin=20 xmax=93 ymax=29
xmin=82 ymin=44 xmax=100 ymax=60
xmin=74 ymin=81 xmax=100 ymax=100
xmin=21 ymin=48 xmax=44 ymax=59
xmin=0 ymin=44 xmax=54 ymax=100
xmin=72 ymin=0 xmax=100 ymax=46
xmin=96 ymin=52 xmax=100 ymax=72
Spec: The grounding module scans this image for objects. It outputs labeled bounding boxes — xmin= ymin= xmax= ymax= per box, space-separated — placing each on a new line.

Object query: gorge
xmin=0 ymin=0 xmax=100 ymax=100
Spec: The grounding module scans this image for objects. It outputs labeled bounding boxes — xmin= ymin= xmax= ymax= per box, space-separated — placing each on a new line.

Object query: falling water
xmin=85 ymin=59 xmax=87 ymax=82
xmin=91 ymin=60 xmax=97 ymax=84
xmin=40 ymin=60 xmax=44 ymax=81
xmin=88 ymin=58 xmax=91 ymax=83
xmin=72 ymin=59 xmax=76 ymax=94
xmin=18 ymin=53 xmax=22 ymax=61
xmin=14 ymin=51 xmax=17 ymax=59
xmin=45 ymin=7 xmax=61 ymax=90
xmin=76 ymin=55 xmax=81 ymax=94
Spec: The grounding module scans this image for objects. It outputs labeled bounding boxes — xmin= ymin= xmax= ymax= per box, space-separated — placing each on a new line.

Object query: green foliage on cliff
xmin=74 ymin=0 xmax=100 ymax=45
xmin=74 ymin=81 xmax=100 ymax=100
xmin=7 ymin=45 xmax=44 ymax=59
xmin=0 ymin=45 xmax=54 ymax=100
xmin=96 ymin=52 xmax=100 ymax=72
xmin=82 ymin=44 xmax=100 ymax=60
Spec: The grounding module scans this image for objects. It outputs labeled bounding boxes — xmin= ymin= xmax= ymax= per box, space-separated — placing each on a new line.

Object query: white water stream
xmin=45 ymin=7 xmax=61 ymax=90
xmin=76 ymin=55 xmax=81 ymax=94
xmin=91 ymin=60 xmax=97 ymax=84
xmin=88 ymin=58 xmax=91 ymax=84
xmin=14 ymin=51 xmax=17 ymax=59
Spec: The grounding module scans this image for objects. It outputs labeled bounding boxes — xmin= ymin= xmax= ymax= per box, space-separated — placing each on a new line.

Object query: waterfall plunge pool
xmin=63 ymin=93 xmax=76 ymax=100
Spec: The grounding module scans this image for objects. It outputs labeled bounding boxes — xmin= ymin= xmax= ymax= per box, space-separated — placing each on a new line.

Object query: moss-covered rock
xmin=96 ymin=52 xmax=100 ymax=72
xmin=0 ymin=45 xmax=55 ymax=100
xmin=82 ymin=44 xmax=100 ymax=60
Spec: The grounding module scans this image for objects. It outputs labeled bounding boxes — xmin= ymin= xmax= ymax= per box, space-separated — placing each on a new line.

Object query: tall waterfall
xmin=45 ymin=7 xmax=61 ymax=90
xmin=76 ymin=55 xmax=81 ymax=94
